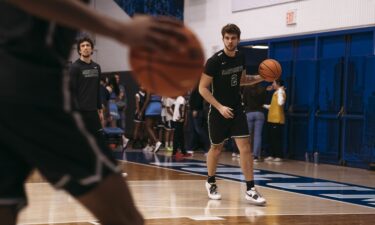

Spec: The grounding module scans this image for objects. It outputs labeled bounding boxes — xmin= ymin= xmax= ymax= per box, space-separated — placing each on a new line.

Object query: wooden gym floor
xmin=18 ymin=149 xmax=375 ymax=225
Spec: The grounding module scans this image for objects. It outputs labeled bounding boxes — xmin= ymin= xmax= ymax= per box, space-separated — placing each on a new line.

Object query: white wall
xmin=94 ymin=0 xmax=132 ymax=72
xmin=88 ymin=0 xmax=375 ymax=71
xmin=70 ymin=0 xmax=132 ymax=72
xmin=185 ymin=0 xmax=375 ymax=58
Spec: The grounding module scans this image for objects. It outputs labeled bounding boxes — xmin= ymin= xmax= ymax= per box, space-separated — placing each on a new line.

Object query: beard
xmin=224 ymin=44 xmax=236 ymax=52
xmin=81 ymin=52 xmax=91 ymax=58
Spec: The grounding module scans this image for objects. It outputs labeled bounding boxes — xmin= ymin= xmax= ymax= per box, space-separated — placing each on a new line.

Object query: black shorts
xmin=0 ymin=104 xmax=120 ymax=210
xmin=157 ymin=116 xmax=165 ymax=128
xmin=208 ymin=107 xmax=249 ymax=145
xmin=134 ymin=112 xmax=145 ymax=122
xmin=164 ymin=120 xmax=174 ymax=130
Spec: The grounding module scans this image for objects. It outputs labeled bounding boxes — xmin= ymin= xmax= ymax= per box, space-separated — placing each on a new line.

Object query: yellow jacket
xmin=267 ymin=88 xmax=286 ymax=124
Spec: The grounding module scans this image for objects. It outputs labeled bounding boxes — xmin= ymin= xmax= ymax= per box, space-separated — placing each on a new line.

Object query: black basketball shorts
xmin=208 ymin=107 xmax=250 ymax=145
xmin=0 ymin=104 xmax=120 ymax=210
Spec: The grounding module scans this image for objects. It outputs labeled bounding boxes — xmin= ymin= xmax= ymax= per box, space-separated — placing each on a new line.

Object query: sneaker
xmin=232 ymin=153 xmax=238 ymax=157
xmin=166 ymin=146 xmax=173 ymax=152
xmin=182 ymin=153 xmax=192 ymax=157
xmin=153 ymin=141 xmax=162 ymax=153
xmin=142 ymin=145 xmax=153 ymax=152
xmin=205 ymin=182 xmax=221 ymax=200
xmin=273 ymin=157 xmax=282 ymax=162
xmin=245 ymin=187 xmax=266 ymax=206
xmin=172 ymin=152 xmax=184 ymax=161
xmin=122 ymin=136 xmax=129 ymax=149
xmin=264 ymin=156 xmax=274 ymax=161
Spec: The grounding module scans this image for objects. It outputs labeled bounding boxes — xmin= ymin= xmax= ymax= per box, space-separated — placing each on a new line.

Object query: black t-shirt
xmin=70 ymin=59 xmax=102 ymax=111
xmin=189 ymin=87 xmax=204 ymax=111
xmin=242 ymin=84 xmax=267 ymax=113
xmin=204 ymin=50 xmax=245 ymax=110
xmin=0 ymin=1 xmax=87 ymax=107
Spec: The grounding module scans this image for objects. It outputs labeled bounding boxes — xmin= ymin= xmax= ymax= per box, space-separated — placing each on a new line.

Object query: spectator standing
xmin=242 ymin=83 xmax=267 ymax=161
xmin=263 ymin=79 xmax=286 ymax=162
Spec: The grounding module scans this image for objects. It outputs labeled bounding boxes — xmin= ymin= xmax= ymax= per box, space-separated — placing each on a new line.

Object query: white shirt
xmin=164 ymin=97 xmax=175 ymax=121
xmin=172 ymin=96 xmax=186 ymax=122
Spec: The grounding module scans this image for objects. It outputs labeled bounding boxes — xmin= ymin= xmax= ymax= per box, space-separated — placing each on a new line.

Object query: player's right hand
xmin=192 ymin=110 xmax=198 ymax=118
xmin=218 ymin=105 xmax=234 ymax=119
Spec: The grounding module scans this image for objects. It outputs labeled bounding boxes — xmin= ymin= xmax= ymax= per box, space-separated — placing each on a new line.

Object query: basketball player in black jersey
xmin=199 ymin=24 xmax=266 ymax=205
xmin=0 ymin=1 xmax=188 ymax=225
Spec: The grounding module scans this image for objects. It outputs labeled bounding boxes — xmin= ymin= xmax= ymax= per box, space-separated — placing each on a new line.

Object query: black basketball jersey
xmin=136 ymin=90 xmax=146 ymax=110
xmin=204 ymin=50 xmax=245 ymax=109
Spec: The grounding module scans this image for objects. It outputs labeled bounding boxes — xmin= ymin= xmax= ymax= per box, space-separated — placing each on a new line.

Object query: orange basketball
xmin=258 ymin=59 xmax=282 ymax=82
xmin=129 ymin=26 xmax=204 ymax=97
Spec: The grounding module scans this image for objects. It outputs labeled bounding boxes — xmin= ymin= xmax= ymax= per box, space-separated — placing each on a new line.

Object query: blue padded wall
xmin=240 ymin=27 xmax=375 ymax=168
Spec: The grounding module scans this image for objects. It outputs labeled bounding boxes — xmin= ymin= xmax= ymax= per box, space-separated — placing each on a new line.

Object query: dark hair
xmin=76 ymin=36 xmax=94 ymax=55
xmin=100 ymin=76 xmax=107 ymax=84
xmin=275 ymin=79 xmax=284 ymax=87
xmin=108 ymin=75 xmax=120 ymax=96
xmin=221 ymin=24 xmax=241 ymax=39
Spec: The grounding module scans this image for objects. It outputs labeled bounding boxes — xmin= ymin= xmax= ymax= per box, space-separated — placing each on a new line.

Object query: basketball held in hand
xmin=129 ymin=26 xmax=204 ymax=97
xmin=258 ymin=59 xmax=282 ymax=82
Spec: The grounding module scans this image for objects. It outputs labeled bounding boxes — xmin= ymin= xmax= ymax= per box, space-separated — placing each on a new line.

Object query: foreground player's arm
xmin=8 ymin=0 xmax=186 ymax=52
xmin=240 ymin=70 xmax=264 ymax=86
xmin=199 ymin=74 xmax=233 ymax=119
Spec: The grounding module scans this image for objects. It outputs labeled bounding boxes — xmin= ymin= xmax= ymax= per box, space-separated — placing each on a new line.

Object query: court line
xmin=122 ymin=159 xmax=375 ymax=211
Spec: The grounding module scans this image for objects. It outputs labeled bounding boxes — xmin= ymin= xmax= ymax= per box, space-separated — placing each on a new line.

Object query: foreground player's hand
xmin=218 ymin=105 xmax=234 ymax=119
xmin=192 ymin=110 xmax=198 ymax=118
xmin=121 ymin=15 xmax=187 ymax=52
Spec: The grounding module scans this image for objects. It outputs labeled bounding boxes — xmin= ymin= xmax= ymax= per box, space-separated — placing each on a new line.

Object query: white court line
xmin=124 ymin=160 xmax=375 ymax=211
xmin=89 ymin=221 xmax=101 ymax=225
xmin=189 ymin=216 xmax=225 ymax=220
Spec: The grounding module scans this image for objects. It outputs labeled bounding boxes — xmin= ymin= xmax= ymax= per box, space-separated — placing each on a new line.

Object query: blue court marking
xmin=119 ymin=151 xmax=375 ymax=208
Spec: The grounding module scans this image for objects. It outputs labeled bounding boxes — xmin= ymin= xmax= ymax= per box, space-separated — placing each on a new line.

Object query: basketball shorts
xmin=0 ymin=104 xmax=120 ymax=211
xmin=208 ymin=107 xmax=250 ymax=145
xmin=164 ymin=120 xmax=174 ymax=130
xmin=157 ymin=116 xmax=165 ymax=128
xmin=134 ymin=112 xmax=145 ymax=122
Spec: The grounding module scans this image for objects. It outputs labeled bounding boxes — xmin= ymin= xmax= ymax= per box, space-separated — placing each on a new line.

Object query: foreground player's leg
xmin=77 ymin=174 xmax=144 ymax=225
xmin=0 ymin=206 xmax=17 ymax=225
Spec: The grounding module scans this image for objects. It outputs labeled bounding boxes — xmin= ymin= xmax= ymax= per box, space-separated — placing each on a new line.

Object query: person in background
xmin=189 ymin=85 xmax=210 ymax=155
xmin=99 ymin=76 xmax=110 ymax=127
xmin=242 ymin=82 xmax=267 ymax=162
xmin=114 ymin=74 xmax=127 ymax=131
xmin=107 ymin=76 xmax=129 ymax=149
xmin=171 ymin=96 xmax=191 ymax=157
xmin=70 ymin=36 xmax=104 ymax=133
xmin=133 ymin=87 xmax=146 ymax=149
xmin=263 ymin=79 xmax=286 ymax=162
xmin=140 ymin=92 xmax=162 ymax=152
xmin=164 ymin=97 xmax=175 ymax=151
